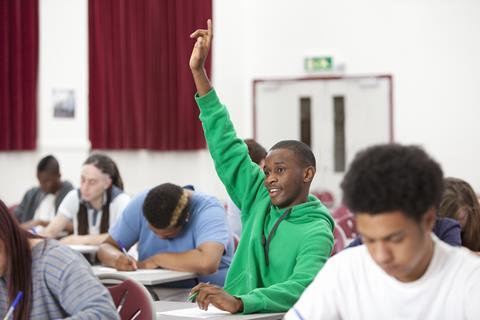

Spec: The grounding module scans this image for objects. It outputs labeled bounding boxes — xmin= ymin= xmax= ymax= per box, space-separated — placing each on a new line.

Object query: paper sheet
xmin=157 ymin=306 xmax=230 ymax=318
xmin=93 ymin=266 xmax=170 ymax=275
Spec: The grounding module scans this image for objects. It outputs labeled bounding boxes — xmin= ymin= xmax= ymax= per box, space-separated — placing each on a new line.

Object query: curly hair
xmin=341 ymin=144 xmax=444 ymax=221
xmin=143 ymin=183 xmax=189 ymax=229
xmin=439 ymin=177 xmax=480 ymax=251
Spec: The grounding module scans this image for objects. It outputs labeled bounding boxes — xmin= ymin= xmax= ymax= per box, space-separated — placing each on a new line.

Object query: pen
xmin=129 ymin=309 xmax=141 ymax=320
xmin=3 ymin=291 xmax=23 ymax=320
xmin=117 ymin=240 xmax=129 ymax=255
xmin=116 ymin=290 xmax=128 ymax=313
xmin=186 ymin=291 xmax=198 ymax=302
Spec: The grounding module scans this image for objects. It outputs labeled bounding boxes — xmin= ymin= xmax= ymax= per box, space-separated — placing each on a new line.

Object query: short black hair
xmin=270 ymin=140 xmax=316 ymax=168
xmin=244 ymin=139 xmax=267 ymax=165
xmin=341 ymin=144 xmax=444 ymax=222
xmin=37 ymin=155 xmax=59 ymax=174
xmin=143 ymin=183 xmax=189 ymax=229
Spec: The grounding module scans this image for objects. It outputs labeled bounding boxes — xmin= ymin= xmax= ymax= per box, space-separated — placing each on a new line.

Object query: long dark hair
xmin=439 ymin=177 xmax=480 ymax=251
xmin=77 ymin=154 xmax=124 ymax=235
xmin=0 ymin=200 xmax=42 ymax=320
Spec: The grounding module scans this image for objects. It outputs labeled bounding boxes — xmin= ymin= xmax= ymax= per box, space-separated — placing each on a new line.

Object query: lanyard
xmin=261 ymin=207 xmax=292 ymax=266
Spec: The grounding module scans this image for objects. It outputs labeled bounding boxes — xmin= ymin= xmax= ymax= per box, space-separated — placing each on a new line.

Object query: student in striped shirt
xmin=0 ymin=199 xmax=119 ymax=319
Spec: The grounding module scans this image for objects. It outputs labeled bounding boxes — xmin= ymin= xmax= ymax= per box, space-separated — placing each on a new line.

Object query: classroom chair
xmin=98 ymin=273 xmax=156 ymax=320
xmin=331 ymin=223 xmax=347 ymax=256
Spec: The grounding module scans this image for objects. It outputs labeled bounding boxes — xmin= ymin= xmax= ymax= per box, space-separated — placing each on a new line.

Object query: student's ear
xmin=422 ymin=207 xmax=436 ymax=232
xmin=303 ymin=166 xmax=316 ymax=183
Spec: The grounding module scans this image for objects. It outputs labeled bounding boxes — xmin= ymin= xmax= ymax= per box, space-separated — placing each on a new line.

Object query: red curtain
xmin=0 ymin=0 xmax=38 ymax=150
xmin=89 ymin=0 xmax=211 ymax=150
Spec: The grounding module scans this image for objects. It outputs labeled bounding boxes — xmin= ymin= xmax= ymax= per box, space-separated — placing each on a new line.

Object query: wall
xmin=1 ymin=0 xmax=479 ymax=205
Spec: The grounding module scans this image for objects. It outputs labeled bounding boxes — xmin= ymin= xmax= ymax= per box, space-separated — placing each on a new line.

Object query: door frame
xmin=252 ymin=75 xmax=394 ymax=142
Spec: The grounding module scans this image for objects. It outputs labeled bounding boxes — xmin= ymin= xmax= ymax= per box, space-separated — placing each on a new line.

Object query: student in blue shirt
xmin=97 ymin=183 xmax=233 ymax=287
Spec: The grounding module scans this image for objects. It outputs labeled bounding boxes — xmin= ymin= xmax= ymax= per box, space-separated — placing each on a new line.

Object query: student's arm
xmin=42 ymin=214 xmax=71 ymax=238
xmin=59 ymin=233 xmax=109 ymax=245
xmin=97 ymin=235 xmax=138 ymax=271
xmin=190 ymin=20 xmax=265 ymax=212
xmin=42 ymin=190 xmax=78 ymax=238
xmin=21 ymin=219 xmax=50 ymax=229
xmin=138 ymin=241 xmax=224 ymax=274
xmin=98 ymin=193 xmax=144 ymax=270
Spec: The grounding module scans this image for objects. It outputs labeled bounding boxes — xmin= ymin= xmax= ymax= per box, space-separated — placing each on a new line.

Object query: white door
xmin=254 ymin=76 xmax=392 ymax=206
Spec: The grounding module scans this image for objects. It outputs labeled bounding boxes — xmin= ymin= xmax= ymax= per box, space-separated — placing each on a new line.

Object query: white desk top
xmin=92 ymin=266 xmax=197 ymax=286
xmin=68 ymin=244 xmax=100 ymax=254
xmin=155 ymin=301 xmax=284 ymax=320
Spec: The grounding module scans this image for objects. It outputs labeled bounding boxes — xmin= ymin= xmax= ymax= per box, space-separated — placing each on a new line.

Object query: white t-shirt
xmin=285 ymin=235 xmax=480 ymax=320
xmin=33 ymin=193 xmax=56 ymax=222
xmin=58 ymin=189 xmax=130 ymax=235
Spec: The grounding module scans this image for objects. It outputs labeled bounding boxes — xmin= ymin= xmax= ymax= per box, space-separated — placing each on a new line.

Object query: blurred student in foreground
xmin=286 ymin=144 xmax=480 ymax=320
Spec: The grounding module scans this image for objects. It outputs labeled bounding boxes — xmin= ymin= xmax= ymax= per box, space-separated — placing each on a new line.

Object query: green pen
xmin=187 ymin=291 xmax=198 ymax=302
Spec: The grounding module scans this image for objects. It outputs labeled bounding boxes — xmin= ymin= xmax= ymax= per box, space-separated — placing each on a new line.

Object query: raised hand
xmin=189 ymin=19 xmax=212 ymax=71
xmin=189 ymin=19 xmax=213 ymax=96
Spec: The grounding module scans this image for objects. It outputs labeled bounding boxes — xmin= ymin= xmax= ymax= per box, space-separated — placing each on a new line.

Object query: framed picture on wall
xmin=53 ymin=89 xmax=75 ymax=118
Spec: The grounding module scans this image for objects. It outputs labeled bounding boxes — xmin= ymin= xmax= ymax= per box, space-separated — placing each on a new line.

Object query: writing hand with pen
xmin=115 ymin=241 xmax=138 ymax=271
xmin=188 ymin=282 xmax=244 ymax=314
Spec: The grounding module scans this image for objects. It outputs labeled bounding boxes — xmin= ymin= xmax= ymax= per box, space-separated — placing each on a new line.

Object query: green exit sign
xmin=304 ymin=56 xmax=333 ymax=71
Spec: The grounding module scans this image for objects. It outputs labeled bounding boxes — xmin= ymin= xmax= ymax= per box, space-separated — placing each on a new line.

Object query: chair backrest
xmin=98 ymin=273 xmax=156 ymax=320
xmin=332 ymin=205 xmax=353 ymax=220
xmin=331 ymin=223 xmax=347 ymax=256
xmin=337 ymin=215 xmax=358 ymax=239
xmin=312 ymin=190 xmax=335 ymax=208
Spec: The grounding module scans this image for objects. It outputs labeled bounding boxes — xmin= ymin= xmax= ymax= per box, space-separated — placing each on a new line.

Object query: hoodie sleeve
xmin=195 ymin=89 xmax=266 ymax=214
xmin=236 ymin=222 xmax=334 ymax=313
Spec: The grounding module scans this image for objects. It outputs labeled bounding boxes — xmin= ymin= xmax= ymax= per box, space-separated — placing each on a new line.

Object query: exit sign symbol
xmin=305 ymin=56 xmax=333 ymax=71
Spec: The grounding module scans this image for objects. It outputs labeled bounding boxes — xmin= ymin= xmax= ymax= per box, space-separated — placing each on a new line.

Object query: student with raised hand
xmin=98 ymin=182 xmax=233 ymax=287
xmin=285 ymin=144 xmax=480 ymax=320
xmin=440 ymin=177 xmax=480 ymax=252
xmin=43 ymin=153 xmax=130 ymax=245
xmin=0 ymin=199 xmax=119 ymax=319
xmin=188 ymin=20 xmax=334 ymax=314
xmin=14 ymin=155 xmax=73 ymax=231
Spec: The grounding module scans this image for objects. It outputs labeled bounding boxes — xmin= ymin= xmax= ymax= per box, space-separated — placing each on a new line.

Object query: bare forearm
xmin=147 ymin=250 xmax=220 ymax=275
xmin=191 ymin=68 xmax=212 ymax=97
xmin=98 ymin=243 xmax=123 ymax=267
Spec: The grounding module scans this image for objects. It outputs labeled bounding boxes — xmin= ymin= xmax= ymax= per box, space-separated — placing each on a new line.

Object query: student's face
xmin=149 ymin=224 xmax=183 ymax=240
xmin=80 ymin=164 xmax=112 ymax=203
xmin=0 ymin=240 xmax=6 ymax=277
xmin=263 ymin=148 xmax=314 ymax=208
xmin=357 ymin=210 xmax=436 ymax=282
xmin=37 ymin=171 xmax=60 ymax=194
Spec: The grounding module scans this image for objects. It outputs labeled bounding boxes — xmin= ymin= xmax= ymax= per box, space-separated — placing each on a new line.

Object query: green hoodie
xmin=195 ymin=89 xmax=334 ymax=314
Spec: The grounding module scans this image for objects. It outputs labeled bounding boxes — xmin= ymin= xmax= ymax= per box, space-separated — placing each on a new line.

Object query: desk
xmin=68 ymin=244 xmax=99 ymax=254
xmin=92 ymin=266 xmax=197 ymax=286
xmin=155 ymin=301 xmax=284 ymax=320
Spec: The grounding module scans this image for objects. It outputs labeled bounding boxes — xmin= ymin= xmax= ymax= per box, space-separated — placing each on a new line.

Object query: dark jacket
xmin=14 ymin=181 xmax=74 ymax=223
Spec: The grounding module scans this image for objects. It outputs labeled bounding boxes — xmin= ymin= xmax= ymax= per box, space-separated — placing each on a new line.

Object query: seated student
xmin=346 ymin=216 xmax=462 ymax=248
xmin=285 ymin=144 xmax=480 ymax=320
xmin=43 ymin=154 xmax=130 ymax=245
xmin=0 ymin=199 xmax=119 ymax=319
xmin=97 ymin=182 xmax=233 ymax=287
xmin=225 ymin=138 xmax=267 ymax=237
xmin=14 ymin=155 xmax=73 ymax=231
xmin=440 ymin=177 xmax=480 ymax=252
xmin=188 ymin=20 xmax=334 ymax=314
